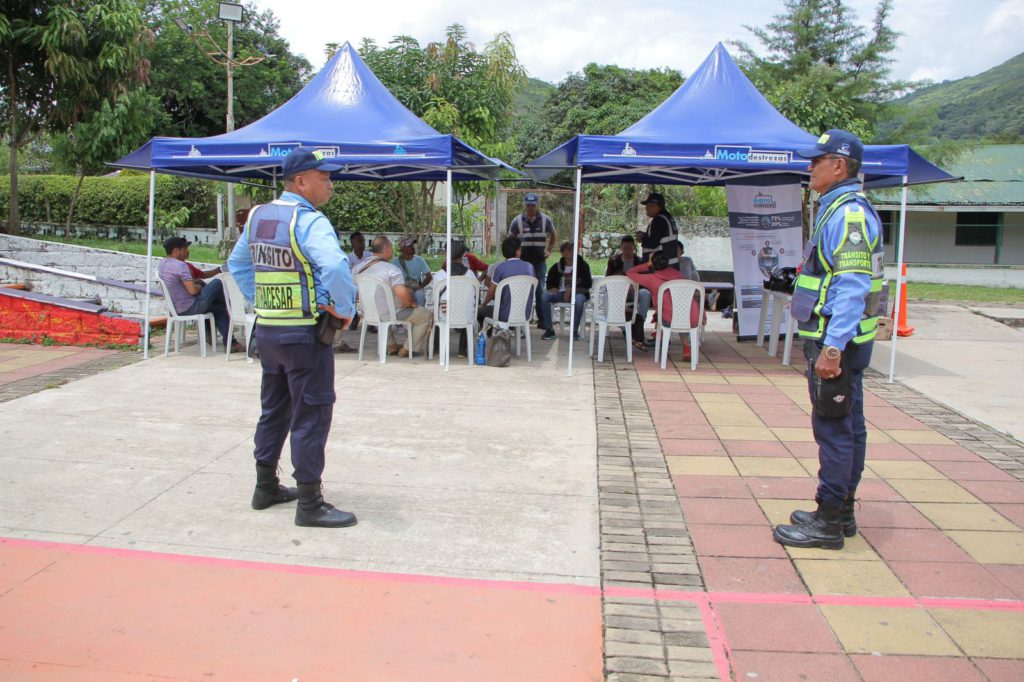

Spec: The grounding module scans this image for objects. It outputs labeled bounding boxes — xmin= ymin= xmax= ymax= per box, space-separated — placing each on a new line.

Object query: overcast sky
xmin=249 ymin=0 xmax=1023 ymax=86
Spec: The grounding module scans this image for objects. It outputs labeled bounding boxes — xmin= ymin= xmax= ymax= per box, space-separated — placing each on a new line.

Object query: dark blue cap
xmin=281 ymin=146 xmax=343 ymax=178
xmin=640 ymin=192 xmax=665 ymax=206
xmin=523 ymin=192 xmax=539 ymax=204
xmin=797 ymin=129 xmax=864 ymax=163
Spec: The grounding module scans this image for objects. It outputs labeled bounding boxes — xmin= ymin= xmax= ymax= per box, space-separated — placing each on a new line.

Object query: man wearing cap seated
xmin=508 ymin=192 xmax=557 ymax=329
xmin=158 ymin=236 xmax=240 ymax=352
xmin=391 ymin=236 xmax=432 ymax=307
xmin=354 ymin=235 xmax=432 ymax=358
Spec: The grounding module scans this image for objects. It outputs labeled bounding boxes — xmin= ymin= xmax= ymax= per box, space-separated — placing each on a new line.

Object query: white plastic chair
xmin=354 ymin=274 xmax=413 ymax=363
xmin=429 ymin=275 xmax=481 ymax=366
xmin=482 ymin=274 xmax=536 ymax=362
xmin=589 ymin=276 xmax=639 ymax=363
xmin=654 ymin=280 xmax=705 ymax=371
xmin=155 ymin=277 xmax=217 ymax=357
xmin=219 ymin=272 xmax=255 ymax=363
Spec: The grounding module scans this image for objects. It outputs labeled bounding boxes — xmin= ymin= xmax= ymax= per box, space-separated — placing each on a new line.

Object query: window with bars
xmin=954 ymin=212 xmax=1000 ymax=246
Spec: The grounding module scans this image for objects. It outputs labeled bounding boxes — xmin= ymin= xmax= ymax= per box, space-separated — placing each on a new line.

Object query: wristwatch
xmin=823 ymin=345 xmax=841 ymax=360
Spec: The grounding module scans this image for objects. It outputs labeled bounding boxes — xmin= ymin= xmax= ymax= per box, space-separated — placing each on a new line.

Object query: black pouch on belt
xmin=810 ymin=345 xmax=853 ymax=419
xmin=316 ymin=313 xmax=343 ymax=346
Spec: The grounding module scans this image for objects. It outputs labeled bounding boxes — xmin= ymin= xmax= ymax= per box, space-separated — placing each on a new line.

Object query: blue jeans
xmin=542 ymin=291 xmax=586 ymax=336
xmin=805 ymin=340 xmax=873 ymax=507
xmin=529 ymin=260 xmax=547 ymax=326
xmin=183 ymin=278 xmax=230 ymax=346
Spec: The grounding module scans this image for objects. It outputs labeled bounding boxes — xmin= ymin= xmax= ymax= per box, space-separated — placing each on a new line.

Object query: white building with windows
xmin=870 ymin=145 xmax=1024 ymax=266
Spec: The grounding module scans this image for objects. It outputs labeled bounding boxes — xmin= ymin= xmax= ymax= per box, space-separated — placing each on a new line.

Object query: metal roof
xmin=871 ymin=144 xmax=1023 ymax=208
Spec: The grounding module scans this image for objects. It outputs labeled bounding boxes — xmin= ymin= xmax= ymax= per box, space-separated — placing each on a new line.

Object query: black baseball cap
xmin=523 ymin=192 xmax=539 ymax=204
xmin=282 ymin=146 xmax=343 ymax=178
xmin=162 ymin=236 xmax=191 ymax=254
xmin=640 ymin=192 xmax=665 ymax=206
xmin=796 ymin=129 xmax=864 ymax=163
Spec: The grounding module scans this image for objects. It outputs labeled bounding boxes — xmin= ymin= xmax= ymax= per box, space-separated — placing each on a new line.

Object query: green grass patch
xmin=906 ymin=282 xmax=1024 ymax=304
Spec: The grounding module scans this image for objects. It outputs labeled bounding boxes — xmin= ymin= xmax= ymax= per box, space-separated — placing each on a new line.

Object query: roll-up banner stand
xmin=725 ymin=175 xmax=803 ymax=340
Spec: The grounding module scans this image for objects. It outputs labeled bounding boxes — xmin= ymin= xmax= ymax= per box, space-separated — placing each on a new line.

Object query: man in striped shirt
xmin=508 ymin=192 xmax=557 ymax=329
xmin=638 ymin=192 xmax=681 ymax=268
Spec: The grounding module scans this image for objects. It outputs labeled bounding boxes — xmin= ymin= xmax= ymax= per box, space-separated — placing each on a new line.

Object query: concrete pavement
xmin=872 ymin=302 xmax=1024 ymax=442
xmin=0 ymin=307 xmax=1022 ymax=680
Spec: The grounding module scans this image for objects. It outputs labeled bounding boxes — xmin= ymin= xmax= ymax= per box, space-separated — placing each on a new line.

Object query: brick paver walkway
xmin=0 ymin=342 xmax=140 ymax=403
xmin=595 ymin=332 xmax=1024 ymax=681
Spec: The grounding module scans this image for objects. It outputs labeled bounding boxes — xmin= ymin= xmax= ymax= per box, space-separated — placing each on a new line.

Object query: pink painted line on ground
xmin=605 ymin=582 xmax=1024 ymax=613
xmin=695 ymin=592 xmax=734 ymax=682
xmin=0 ymin=537 xmax=602 ymax=598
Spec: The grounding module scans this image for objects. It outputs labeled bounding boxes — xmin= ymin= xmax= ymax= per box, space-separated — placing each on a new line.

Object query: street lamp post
xmin=174 ymin=2 xmax=266 ymax=246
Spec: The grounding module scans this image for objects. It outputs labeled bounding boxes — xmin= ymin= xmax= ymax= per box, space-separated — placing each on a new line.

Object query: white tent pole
xmin=142 ymin=170 xmax=156 ymax=360
xmin=566 ymin=166 xmax=583 ymax=377
xmin=444 ymin=168 xmax=453 ymax=370
xmin=887 ymin=175 xmax=909 ymax=383
xmin=494 ymin=178 xmax=500 ymax=258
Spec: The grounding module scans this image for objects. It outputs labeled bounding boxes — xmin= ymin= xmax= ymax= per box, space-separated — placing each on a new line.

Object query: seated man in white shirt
xmin=346 ymin=231 xmax=373 ymax=270
xmin=353 ymin=235 xmax=433 ymax=357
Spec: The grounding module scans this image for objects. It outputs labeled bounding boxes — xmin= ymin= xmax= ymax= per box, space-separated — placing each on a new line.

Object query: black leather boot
xmin=295 ymin=482 xmax=357 ymax=528
xmin=251 ymin=463 xmax=299 ymax=510
xmin=773 ymin=501 xmax=844 ymax=549
xmin=789 ymin=490 xmax=858 ymax=537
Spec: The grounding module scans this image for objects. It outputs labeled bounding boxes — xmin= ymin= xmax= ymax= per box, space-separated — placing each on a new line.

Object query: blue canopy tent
xmin=527 ymin=42 xmax=958 ymax=379
xmin=113 ymin=42 xmax=517 ymax=364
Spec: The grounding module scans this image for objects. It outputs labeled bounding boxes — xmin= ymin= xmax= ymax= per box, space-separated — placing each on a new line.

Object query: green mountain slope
xmin=890 ymin=52 xmax=1024 ymax=142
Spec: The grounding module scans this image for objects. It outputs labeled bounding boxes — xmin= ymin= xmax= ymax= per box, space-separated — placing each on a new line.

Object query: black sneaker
xmin=542 ymin=330 xmax=556 ymax=341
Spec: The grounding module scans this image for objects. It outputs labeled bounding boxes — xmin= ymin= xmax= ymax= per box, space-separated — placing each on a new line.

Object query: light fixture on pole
xmin=174 ymin=2 xmax=269 ymax=246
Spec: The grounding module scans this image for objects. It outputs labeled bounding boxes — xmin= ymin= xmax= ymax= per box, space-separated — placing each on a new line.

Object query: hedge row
xmin=0 ymin=173 xmax=215 ymax=228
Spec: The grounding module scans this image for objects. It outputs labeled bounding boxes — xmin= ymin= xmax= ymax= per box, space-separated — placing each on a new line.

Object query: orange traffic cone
xmin=894 ymin=263 xmax=915 ymax=337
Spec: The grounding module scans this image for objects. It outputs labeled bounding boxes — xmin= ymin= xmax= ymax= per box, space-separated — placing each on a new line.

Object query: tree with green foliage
xmin=140 ymin=0 xmax=312 ymax=138
xmin=52 ymin=90 xmax=161 ymax=236
xmin=1 ymin=0 xmax=150 ymax=234
xmin=339 ymin=25 xmax=525 ymax=238
xmin=732 ymin=0 xmax=911 ymax=140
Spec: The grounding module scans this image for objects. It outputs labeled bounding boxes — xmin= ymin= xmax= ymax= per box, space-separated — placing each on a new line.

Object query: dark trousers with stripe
xmin=804 ymin=339 xmax=874 ymax=508
xmin=252 ymin=324 xmax=336 ymax=484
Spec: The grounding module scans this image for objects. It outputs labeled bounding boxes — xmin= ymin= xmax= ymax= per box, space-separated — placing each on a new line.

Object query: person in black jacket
xmin=540 ymin=241 xmax=592 ymax=341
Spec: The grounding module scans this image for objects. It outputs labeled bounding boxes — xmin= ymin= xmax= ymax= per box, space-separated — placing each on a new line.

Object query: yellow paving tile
xmin=638 ymin=373 xmax=684 ymax=382
xmin=778 ymin=386 xmax=811 ymax=407
xmin=783 ymin=535 xmax=881 ymax=561
xmin=946 ymin=530 xmax=1024 ymax=564
xmin=913 ymin=503 xmax=1020 ymax=532
xmin=819 ymin=606 xmax=960 ymax=655
xmin=693 ymin=393 xmax=745 ymax=405
xmin=866 ymin=429 xmax=893 ymax=444
xmin=795 ymin=559 xmax=911 ymax=597
xmin=888 ymin=479 xmax=980 ymax=504
xmin=929 ymin=609 xmax=1024 ymax=658
xmin=732 ymin=456 xmax=808 ymax=478
xmin=724 ymin=375 xmax=772 ymax=386
xmin=703 ymin=410 xmax=764 ymax=428
xmin=681 ymin=374 xmax=729 ymax=384
xmin=708 ymin=362 xmax=751 ymax=370
xmin=867 ymin=461 xmax=946 ymax=480
xmin=770 ymin=427 xmax=816 ymax=442
xmin=712 ymin=425 xmax=777 ymax=441
xmin=665 ymin=456 xmax=738 ymax=476
xmin=885 ymin=429 xmax=955 ymax=445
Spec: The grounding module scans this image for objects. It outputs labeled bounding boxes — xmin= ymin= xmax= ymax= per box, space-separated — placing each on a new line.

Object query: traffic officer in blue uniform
xmin=228 ymin=147 xmax=358 ymax=528
xmin=773 ymin=130 xmax=884 ymax=550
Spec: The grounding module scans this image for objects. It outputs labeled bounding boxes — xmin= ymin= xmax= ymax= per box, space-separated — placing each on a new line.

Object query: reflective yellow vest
xmin=246 ymin=200 xmax=317 ymax=326
xmin=791 ymin=191 xmax=885 ymax=344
